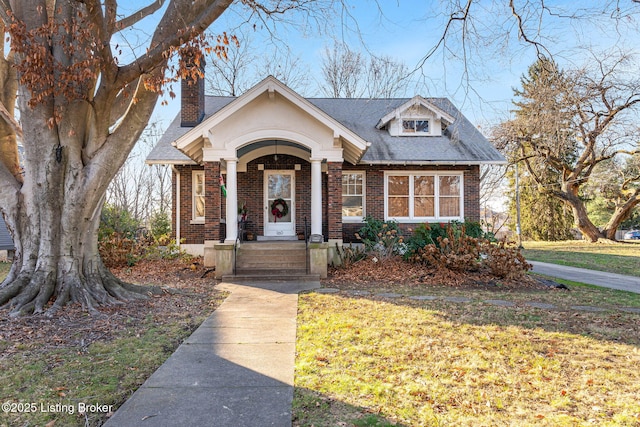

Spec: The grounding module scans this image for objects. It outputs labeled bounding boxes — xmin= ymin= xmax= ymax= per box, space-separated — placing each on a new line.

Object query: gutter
xmin=171 ymin=166 xmax=181 ymax=247
xmin=359 ymin=159 xmax=508 ymax=166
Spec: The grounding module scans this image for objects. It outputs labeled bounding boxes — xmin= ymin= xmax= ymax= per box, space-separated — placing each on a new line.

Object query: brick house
xmin=147 ymin=75 xmax=505 ymax=278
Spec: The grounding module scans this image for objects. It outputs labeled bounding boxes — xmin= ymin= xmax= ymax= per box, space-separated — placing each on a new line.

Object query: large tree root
xmin=0 ymin=263 xmax=163 ymax=317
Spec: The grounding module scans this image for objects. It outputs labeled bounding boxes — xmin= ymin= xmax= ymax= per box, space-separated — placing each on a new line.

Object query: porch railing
xmin=233 ymin=220 xmax=245 ymax=276
xmin=304 ymin=216 xmax=309 ymax=274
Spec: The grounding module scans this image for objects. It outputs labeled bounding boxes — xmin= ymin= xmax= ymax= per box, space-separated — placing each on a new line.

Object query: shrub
xmin=483 ymin=240 xmax=532 ymax=279
xmin=98 ymin=206 xmax=186 ymax=268
xmin=98 ymin=233 xmax=148 ymax=268
xmin=408 ymin=223 xmax=530 ymax=278
xmin=334 ymin=243 xmax=368 ymax=268
xmin=150 ymin=210 xmax=172 ymax=241
xmin=98 ymin=204 xmax=142 ymax=241
xmin=410 ymin=225 xmax=484 ymax=271
xmin=355 ymin=216 xmax=404 ymax=258
xmin=404 ymin=220 xmax=494 ymax=259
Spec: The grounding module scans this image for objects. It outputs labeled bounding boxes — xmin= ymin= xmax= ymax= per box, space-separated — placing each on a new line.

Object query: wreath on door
xmin=270 ymin=198 xmax=289 ymax=222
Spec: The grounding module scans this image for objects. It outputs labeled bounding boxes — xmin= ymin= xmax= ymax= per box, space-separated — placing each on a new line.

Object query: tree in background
xmin=203 ymin=30 xmax=311 ymax=96
xmin=106 ymin=122 xmax=171 ymax=226
xmin=582 ymin=157 xmax=640 ymax=232
xmin=505 ymin=166 xmax=574 ymax=241
xmin=321 ymin=42 xmax=409 ymax=98
xmin=497 ymin=58 xmax=575 ymax=240
xmin=495 ymin=55 xmax=640 ymax=241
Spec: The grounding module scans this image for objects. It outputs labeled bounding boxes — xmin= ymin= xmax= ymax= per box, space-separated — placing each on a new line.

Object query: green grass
xmin=522 ymin=240 xmax=640 ymax=276
xmin=0 ymin=259 xmax=224 ymax=427
xmin=294 ymin=287 xmax=640 ymax=426
xmin=0 ymin=262 xmax=10 ymax=281
xmin=1 ymin=323 xmax=186 ymax=426
xmin=0 ymin=314 xmax=213 ymax=427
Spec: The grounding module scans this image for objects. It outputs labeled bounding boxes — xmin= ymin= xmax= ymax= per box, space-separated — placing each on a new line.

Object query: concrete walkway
xmin=530 ymin=261 xmax=640 ymax=294
xmin=104 ymin=279 xmax=319 ymax=427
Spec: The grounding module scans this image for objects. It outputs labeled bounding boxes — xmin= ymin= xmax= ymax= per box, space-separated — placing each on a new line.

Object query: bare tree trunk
xmin=0 ymin=138 xmax=156 ymax=316
xmin=602 ymin=194 xmax=640 ymax=240
xmin=558 ymin=184 xmax=605 ymax=242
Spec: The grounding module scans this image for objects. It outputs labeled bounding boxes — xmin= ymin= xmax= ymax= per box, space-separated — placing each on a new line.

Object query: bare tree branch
xmin=116 ymin=0 xmax=166 ymax=30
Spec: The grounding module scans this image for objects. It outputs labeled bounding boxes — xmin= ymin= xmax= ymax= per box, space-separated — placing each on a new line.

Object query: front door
xmin=264 ymin=170 xmax=295 ymax=237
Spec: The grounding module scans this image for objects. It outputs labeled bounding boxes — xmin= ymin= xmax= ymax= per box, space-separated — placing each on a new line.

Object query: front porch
xmin=208 ymin=239 xmax=330 ymax=280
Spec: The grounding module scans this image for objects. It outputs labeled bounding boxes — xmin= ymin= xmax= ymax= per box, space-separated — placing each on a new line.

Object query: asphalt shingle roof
xmin=146 ymin=95 xmax=505 ymax=165
xmin=0 ymin=217 xmax=14 ymax=251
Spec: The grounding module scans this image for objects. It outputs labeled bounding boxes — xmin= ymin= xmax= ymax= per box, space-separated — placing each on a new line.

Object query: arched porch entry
xmin=172 ymin=76 xmax=370 ymax=275
xmin=216 ymin=136 xmax=327 ymax=243
xmin=236 ymin=140 xmax=314 ymax=240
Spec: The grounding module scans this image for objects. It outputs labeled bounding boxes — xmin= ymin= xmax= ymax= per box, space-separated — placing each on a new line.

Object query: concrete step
xmin=239 ymin=242 xmax=306 ymax=250
xmin=236 ymin=261 xmax=307 ymax=270
xmin=222 ymin=273 xmax=320 ymax=282
xmin=236 ymin=249 xmax=307 ymax=261
xmin=233 ymin=242 xmax=309 ymax=278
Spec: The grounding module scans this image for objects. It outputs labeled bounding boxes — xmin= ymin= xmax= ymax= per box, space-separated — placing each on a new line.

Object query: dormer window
xmin=376 ymin=96 xmax=455 ymax=137
xmin=402 ymin=119 xmax=429 ymax=134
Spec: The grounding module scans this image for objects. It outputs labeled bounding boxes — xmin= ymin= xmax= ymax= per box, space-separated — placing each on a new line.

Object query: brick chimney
xmin=181 ymin=52 xmax=206 ymax=127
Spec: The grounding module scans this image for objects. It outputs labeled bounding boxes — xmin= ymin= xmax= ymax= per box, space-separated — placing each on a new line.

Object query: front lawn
xmin=522 ymin=240 xmax=640 ymax=276
xmin=0 ymin=261 xmax=10 ymax=281
xmin=0 ymin=259 xmax=224 ymax=427
xmin=294 ymin=259 xmax=640 ymax=426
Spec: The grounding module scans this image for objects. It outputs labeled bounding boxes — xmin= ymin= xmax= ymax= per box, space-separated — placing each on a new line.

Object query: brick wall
xmin=327 ymin=162 xmax=343 ymax=239
xmin=341 ymin=163 xmax=481 ymax=242
xmin=174 ymin=159 xmax=480 ymax=244
xmin=180 ymin=61 xmax=205 ymax=127
xmin=237 ymin=154 xmax=312 ymax=237
xmin=174 ymin=164 xmax=205 ymax=244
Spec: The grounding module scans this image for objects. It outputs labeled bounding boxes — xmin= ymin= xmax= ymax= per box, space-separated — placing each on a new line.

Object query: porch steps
xmin=222 ymin=242 xmax=320 ymax=281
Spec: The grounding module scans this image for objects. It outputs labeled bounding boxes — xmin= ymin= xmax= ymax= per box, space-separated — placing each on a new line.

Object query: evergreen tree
xmin=494 ymin=55 xmax=640 ymax=241
xmin=503 ymin=58 xmax=576 ymax=240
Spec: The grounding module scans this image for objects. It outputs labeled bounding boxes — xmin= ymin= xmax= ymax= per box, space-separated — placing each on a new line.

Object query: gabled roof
xmin=147 ymin=80 xmax=506 ymax=166
xmin=162 ymin=76 xmax=369 ymax=164
xmin=375 ymin=95 xmax=456 ymax=130
xmin=308 ymin=97 xmax=505 ymax=164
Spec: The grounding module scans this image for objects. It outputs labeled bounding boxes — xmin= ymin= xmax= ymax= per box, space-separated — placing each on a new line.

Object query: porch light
xmin=274 ymin=140 xmax=278 ymax=162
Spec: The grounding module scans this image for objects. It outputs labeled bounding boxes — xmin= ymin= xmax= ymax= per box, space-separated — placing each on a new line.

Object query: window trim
xmin=192 ymin=170 xmax=205 ymax=223
xmin=401 ymin=117 xmax=430 ymax=135
xmin=384 ymin=171 xmax=464 ymax=222
xmin=341 ymin=171 xmax=366 ymax=222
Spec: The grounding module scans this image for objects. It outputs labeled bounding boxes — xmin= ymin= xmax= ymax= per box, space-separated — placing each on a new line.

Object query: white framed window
xmin=192 ymin=171 xmax=205 ymax=222
xmin=385 ymin=171 xmax=463 ymax=221
xmin=342 ymin=171 xmax=365 ymax=221
xmin=402 ymin=119 xmax=429 ymax=134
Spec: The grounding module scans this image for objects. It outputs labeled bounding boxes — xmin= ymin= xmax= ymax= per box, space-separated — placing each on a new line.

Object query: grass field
xmin=0 ymin=262 xmax=10 ymax=281
xmin=294 ymin=285 xmax=640 ymax=426
xmin=522 ymin=240 xmax=640 ymax=276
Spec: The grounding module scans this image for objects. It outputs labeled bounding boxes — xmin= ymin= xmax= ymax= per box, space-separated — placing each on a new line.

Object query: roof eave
xmin=145 ymin=159 xmax=198 ymax=166
xmin=359 ymin=159 xmax=508 ymax=166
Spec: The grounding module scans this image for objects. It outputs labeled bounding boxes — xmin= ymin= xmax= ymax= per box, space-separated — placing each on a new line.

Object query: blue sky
xmin=122 ymin=1 xmax=640 ymax=134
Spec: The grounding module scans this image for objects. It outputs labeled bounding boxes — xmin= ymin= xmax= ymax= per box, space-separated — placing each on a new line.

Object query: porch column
xmin=311 ymin=158 xmax=323 ymax=237
xmin=225 ymin=158 xmax=238 ymax=242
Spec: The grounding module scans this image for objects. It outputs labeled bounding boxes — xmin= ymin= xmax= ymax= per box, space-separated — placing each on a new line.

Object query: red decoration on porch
xmin=270 ymin=198 xmax=289 ymax=222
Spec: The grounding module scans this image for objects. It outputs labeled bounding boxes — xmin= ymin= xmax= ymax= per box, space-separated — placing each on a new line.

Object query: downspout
xmin=172 ymin=166 xmax=181 ymax=247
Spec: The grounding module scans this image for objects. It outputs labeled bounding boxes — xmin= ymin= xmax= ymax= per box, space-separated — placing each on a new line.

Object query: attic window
xmin=402 ymin=120 xmax=429 ymax=134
